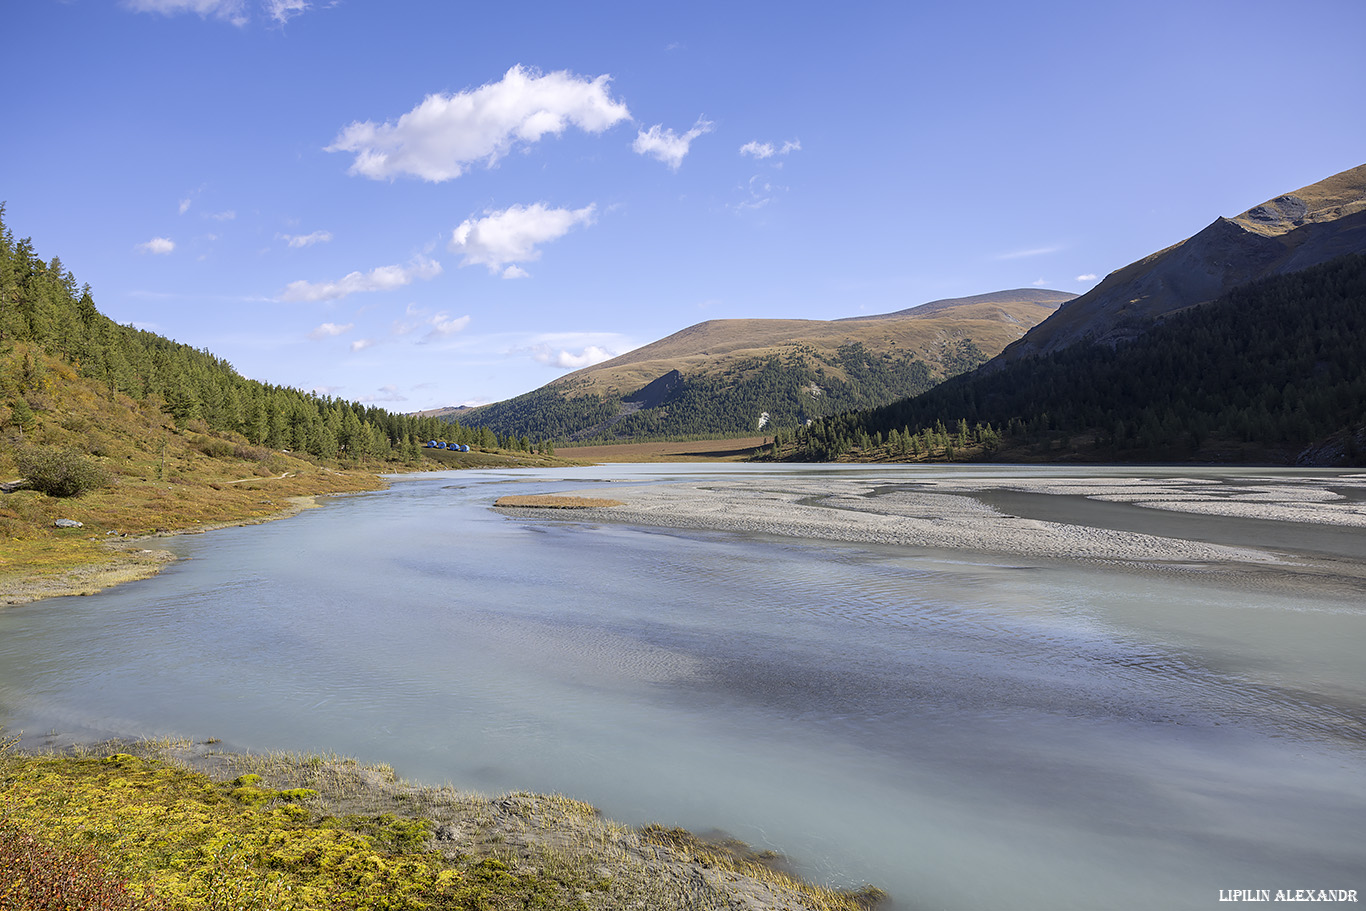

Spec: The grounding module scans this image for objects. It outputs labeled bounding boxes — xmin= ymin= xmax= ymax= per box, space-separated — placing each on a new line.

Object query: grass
xmin=493 ymin=495 xmax=624 ymax=509
xmin=0 ymin=737 xmax=885 ymax=911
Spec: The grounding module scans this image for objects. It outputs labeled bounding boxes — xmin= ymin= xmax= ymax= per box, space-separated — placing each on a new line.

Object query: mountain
xmin=785 ymin=162 xmax=1366 ymax=465
xmin=998 ymin=163 xmax=1366 ymax=361
xmin=435 ymin=290 xmax=1069 ymax=441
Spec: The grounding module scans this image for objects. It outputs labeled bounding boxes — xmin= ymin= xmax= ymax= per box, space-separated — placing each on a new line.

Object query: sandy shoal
xmin=496 ymin=474 xmax=1366 ymax=588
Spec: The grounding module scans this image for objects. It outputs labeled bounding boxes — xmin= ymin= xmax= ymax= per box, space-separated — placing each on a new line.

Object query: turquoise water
xmin=1 ymin=465 xmax=1363 ymax=909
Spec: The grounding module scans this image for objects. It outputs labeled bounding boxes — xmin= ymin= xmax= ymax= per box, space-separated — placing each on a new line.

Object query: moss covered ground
xmin=0 ymin=739 xmax=883 ymax=911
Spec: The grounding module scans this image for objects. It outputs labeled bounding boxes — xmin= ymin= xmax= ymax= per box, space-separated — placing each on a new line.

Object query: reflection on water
xmin=1 ymin=465 xmax=1363 ymax=910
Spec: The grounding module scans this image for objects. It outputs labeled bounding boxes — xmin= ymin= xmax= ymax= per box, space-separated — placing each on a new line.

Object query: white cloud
xmin=280 ymin=256 xmax=442 ymax=302
xmin=739 ymin=138 xmax=800 ymax=159
xmin=178 ymin=198 xmax=192 ymax=215
xmin=124 ymin=0 xmax=249 ymax=25
xmin=633 ymin=117 xmax=713 ymax=170
xmin=279 ymin=230 xmax=333 ymax=248
xmin=450 ymin=203 xmax=595 ymax=274
xmin=502 ymin=265 xmax=530 ymax=280
xmin=428 ymin=313 xmax=471 ymax=337
xmin=308 ymin=321 xmax=352 ymax=339
xmin=263 ymin=0 xmax=310 ymax=23
xmin=391 ymin=305 xmax=471 ymax=341
xmin=1076 ymin=273 xmax=1098 ymax=282
xmin=137 ymin=237 xmax=176 ymax=255
xmin=530 ymin=344 xmax=617 ymax=370
xmin=327 ymin=65 xmax=630 ymax=182
xmin=1031 ymin=278 xmax=1050 ymax=287
xmin=350 ymin=338 xmax=376 ymax=352
xmin=205 ymin=209 xmax=236 ymax=222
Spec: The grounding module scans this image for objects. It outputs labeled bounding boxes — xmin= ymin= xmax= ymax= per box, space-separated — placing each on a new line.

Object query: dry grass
xmin=494 ymin=494 xmax=624 ymax=509
xmin=542 ymin=299 xmax=1064 ymax=400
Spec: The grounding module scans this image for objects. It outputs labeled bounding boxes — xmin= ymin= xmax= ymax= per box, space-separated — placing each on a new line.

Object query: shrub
xmin=0 ymin=822 xmax=165 ymax=911
xmin=16 ymin=447 xmax=114 ymax=498
xmin=190 ymin=435 xmax=234 ymax=459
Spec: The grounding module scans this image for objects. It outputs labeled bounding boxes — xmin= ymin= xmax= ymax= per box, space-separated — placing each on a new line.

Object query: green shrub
xmin=16 ymin=447 xmax=113 ymax=498
xmin=191 ymin=435 xmax=235 ymax=459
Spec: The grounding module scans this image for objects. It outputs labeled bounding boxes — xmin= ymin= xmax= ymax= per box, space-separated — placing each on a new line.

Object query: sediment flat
xmin=496 ymin=472 xmax=1366 ymax=591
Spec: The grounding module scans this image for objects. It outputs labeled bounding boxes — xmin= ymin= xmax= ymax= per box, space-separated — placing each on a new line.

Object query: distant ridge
xmin=840 ymin=288 xmax=1075 ymax=322
xmin=429 ymin=290 xmax=1063 ymax=441
xmin=1000 ymin=162 xmax=1366 ymax=361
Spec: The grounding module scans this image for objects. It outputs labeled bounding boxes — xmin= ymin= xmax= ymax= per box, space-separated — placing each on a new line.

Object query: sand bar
xmin=495 ymin=473 xmax=1366 ymax=591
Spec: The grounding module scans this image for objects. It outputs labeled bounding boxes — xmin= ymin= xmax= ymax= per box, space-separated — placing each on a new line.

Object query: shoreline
xmin=0 ymin=494 xmax=325 ymax=606
xmin=4 ymin=735 xmax=883 ymax=911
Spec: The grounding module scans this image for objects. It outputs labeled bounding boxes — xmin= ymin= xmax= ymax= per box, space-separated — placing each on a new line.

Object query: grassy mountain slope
xmin=999 ymin=162 xmax=1366 ymax=360
xmin=441 ymin=291 xmax=1067 ymax=441
xmin=786 ymin=253 xmax=1366 ymax=464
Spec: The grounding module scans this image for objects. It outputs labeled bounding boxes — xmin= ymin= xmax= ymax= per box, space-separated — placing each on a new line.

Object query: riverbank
xmin=1 ymin=443 xmax=585 ymax=606
xmin=494 ymin=470 xmax=1366 ymax=592
xmin=1 ymin=736 xmax=882 ymax=911
xmin=0 ymin=492 xmax=339 ymax=606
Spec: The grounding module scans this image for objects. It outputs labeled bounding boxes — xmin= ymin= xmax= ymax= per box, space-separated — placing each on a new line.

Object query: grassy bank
xmin=0 ymin=736 xmax=883 ymax=911
xmin=0 ymin=345 xmax=589 ymax=604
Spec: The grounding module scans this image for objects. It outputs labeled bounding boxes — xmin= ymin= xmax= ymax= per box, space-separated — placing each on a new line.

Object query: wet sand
xmin=497 ymin=472 xmax=1366 ymax=592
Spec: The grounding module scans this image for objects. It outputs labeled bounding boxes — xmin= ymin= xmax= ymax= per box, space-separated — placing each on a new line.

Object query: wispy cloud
xmin=391 ymin=304 xmax=471 ymax=342
xmin=280 ymin=256 xmax=442 ymax=302
xmin=449 ymin=203 xmax=596 ymax=276
xmin=124 ymin=0 xmax=249 ymax=26
xmin=1031 ymin=278 xmax=1050 ymax=287
xmin=731 ymin=174 xmax=789 ymax=213
xmin=1076 ymin=273 xmax=1098 ymax=282
xmin=279 ymin=230 xmax=333 ymax=248
xmin=307 ymin=321 xmax=352 ymax=339
xmin=633 ymin=117 xmax=713 ymax=170
xmin=350 ymin=338 xmax=377 ymax=352
xmin=739 ymin=139 xmax=800 ymax=159
xmin=328 ymin=65 xmax=630 ymax=182
xmin=123 ymin=0 xmax=322 ymax=26
xmin=357 ymin=385 xmax=407 ymax=403
xmin=530 ymin=344 xmax=617 ymax=370
xmin=997 ymin=245 xmax=1063 ymax=260
xmin=205 ymin=209 xmax=236 ymax=222
xmin=137 ymin=237 xmax=176 ymax=255
xmin=263 ymin=0 xmax=312 ymax=24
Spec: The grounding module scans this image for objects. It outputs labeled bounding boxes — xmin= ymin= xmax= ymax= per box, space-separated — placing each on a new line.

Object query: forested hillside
xmin=783 ymin=253 xmax=1366 ymax=464
xmin=456 ymin=338 xmax=989 ymax=442
xmin=0 ymin=205 xmax=539 ymax=464
xmin=0 ymin=205 xmax=583 ymax=596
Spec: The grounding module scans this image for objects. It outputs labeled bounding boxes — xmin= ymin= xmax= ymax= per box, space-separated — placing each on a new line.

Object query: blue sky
xmin=4 ymin=1 xmax=1364 ymax=411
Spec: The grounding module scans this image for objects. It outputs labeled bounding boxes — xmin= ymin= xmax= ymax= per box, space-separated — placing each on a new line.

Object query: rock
xmin=53 ymin=519 xmax=84 ymax=528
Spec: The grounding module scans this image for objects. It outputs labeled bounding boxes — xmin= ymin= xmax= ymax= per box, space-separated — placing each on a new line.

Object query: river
xmin=1 ymin=464 xmax=1362 ymax=910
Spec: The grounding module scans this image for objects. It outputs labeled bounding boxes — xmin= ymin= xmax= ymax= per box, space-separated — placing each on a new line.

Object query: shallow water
xmin=1 ymin=464 xmax=1363 ymax=910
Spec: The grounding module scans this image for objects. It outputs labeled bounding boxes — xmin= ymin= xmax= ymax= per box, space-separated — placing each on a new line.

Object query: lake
xmin=1 ymin=464 xmax=1363 ymax=910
